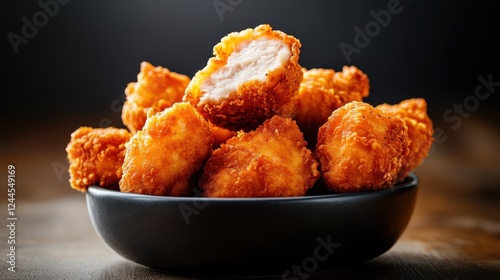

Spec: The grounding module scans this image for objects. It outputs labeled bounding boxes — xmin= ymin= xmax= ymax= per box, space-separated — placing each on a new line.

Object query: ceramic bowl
xmin=86 ymin=173 xmax=418 ymax=276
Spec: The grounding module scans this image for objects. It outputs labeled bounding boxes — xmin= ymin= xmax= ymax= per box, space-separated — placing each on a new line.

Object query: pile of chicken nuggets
xmin=66 ymin=24 xmax=434 ymax=197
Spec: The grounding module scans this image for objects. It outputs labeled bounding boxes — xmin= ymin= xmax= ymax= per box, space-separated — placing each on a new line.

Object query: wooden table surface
xmin=0 ymin=114 xmax=499 ymax=280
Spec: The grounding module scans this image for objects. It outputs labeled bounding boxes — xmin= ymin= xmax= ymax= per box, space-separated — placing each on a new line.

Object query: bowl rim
xmin=86 ymin=173 xmax=418 ymax=202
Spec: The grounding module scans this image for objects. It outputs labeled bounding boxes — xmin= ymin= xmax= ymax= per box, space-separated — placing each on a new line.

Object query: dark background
xmin=3 ymin=0 xmax=500 ymax=116
xmin=1 ymin=0 xmax=499 ymax=198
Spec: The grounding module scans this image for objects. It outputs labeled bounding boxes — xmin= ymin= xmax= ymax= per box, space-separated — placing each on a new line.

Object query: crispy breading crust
xmin=315 ymin=102 xmax=410 ymax=192
xmin=66 ymin=127 xmax=131 ymax=192
xmin=122 ymin=61 xmax=191 ymax=133
xmin=295 ymin=66 xmax=370 ymax=148
xmin=376 ymin=98 xmax=434 ymax=181
xmin=119 ymin=102 xmax=212 ymax=196
xmin=183 ymin=24 xmax=303 ymax=131
xmin=200 ymin=116 xmax=319 ymax=197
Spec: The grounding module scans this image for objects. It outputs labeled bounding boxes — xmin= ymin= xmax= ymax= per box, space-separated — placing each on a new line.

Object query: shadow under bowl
xmin=86 ymin=173 xmax=418 ymax=277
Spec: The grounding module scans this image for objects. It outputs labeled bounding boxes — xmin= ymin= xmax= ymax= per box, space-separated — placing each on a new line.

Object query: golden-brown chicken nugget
xmin=66 ymin=127 xmax=131 ymax=192
xmin=295 ymin=66 xmax=370 ymax=148
xmin=315 ymin=102 xmax=409 ymax=192
xmin=201 ymin=115 xmax=319 ymax=198
xmin=119 ymin=102 xmax=212 ymax=196
xmin=122 ymin=61 xmax=191 ymax=133
xmin=376 ymin=98 xmax=434 ymax=180
xmin=183 ymin=24 xmax=303 ymax=131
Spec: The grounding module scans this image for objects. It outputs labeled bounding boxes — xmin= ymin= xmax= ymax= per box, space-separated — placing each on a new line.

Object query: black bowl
xmin=86 ymin=173 xmax=418 ymax=277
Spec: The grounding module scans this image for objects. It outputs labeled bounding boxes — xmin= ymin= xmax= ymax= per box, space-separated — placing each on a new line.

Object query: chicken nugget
xmin=295 ymin=66 xmax=370 ymax=148
xmin=183 ymin=24 xmax=303 ymax=131
xmin=122 ymin=61 xmax=191 ymax=133
xmin=119 ymin=102 xmax=212 ymax=196
xmin=200 ymin=115 xmax=319 ymax=198
xmin=66 ymin=127 xmax=131 ymax=192
xmin=315 ymin=102 xmax=410 ymax=192
xmin=376 ymin=98 xmax=434 ymax=181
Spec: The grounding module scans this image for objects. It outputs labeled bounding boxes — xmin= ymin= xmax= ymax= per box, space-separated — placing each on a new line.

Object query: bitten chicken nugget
xmin=315 ymin=102 xmax=410 ymax=193
xmin=119 ymin=102 xmax=212 ymax=196
xmin=66 ymin=127 xmax=131 ymax=192
xmin=200 ymin=115 xmax=319 ymax=198
xmin=122 ymin=61 xmax=191 ymax=133
xmin=295 ymin=66 xmax=370 ymax=148
xmin=183 ymin=24 xmax=303 ymax=131
xmin=376 ymin=98 xmax=434 ymax=181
